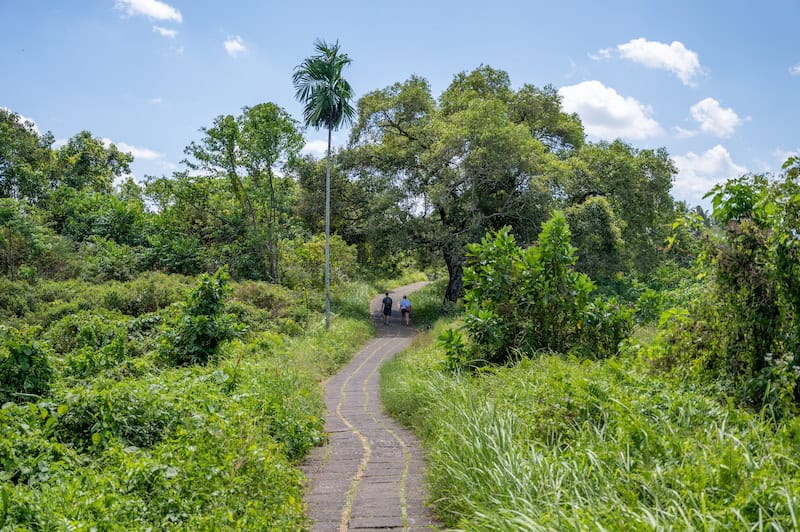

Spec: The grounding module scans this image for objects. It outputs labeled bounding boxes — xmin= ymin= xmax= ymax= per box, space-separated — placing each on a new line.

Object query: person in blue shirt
xmin=399 ymin=295 xmax=412 ymax=325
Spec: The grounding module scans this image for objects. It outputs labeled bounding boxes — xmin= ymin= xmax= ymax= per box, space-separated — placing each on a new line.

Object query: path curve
xmin=302 ymin=282 xmax=440 ymax=531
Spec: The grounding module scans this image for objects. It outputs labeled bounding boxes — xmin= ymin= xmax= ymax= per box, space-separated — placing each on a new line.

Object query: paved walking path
xmin=302 ymin=283 xmax=440 ymax=531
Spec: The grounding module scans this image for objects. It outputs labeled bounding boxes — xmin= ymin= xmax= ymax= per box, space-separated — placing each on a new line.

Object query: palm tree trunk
xmin=324 ymin=127 xmax=332 ymax=330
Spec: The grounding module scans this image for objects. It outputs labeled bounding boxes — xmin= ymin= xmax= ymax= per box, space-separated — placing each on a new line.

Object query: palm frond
xmin=292 ymin=39 xmax=355 ymax=131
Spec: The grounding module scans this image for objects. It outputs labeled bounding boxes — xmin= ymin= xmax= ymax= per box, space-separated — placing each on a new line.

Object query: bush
xmin=0 ymin=277 xmax=37 ymax=319
xmin=55 ymin=378 xmax=185 ymax=450
xmin=231 ymin=280 xmax=295 ymax=312
xmin=0 ymin=199 xmax=78 ymax=281
xmin=0 ymin=402 xmax=74 ymax=486
xmin=0 ymin=326 xmax=54 ymax=403
xmin=454 ymin=214 xmax=632 ymax=367
xmin=44 ymin=309 xmax=127 ymax=356
xmin=100 ymin=272 xmax=190 ymax=316
xmin=160 ymin=269 xmax=244 ymax=366
xmin=647 ymin=171 xmax=800 ymax=416
xmin=79 ymin=237 xmax=148 ymax=282
xmin=279 ymin=234 xmax=358 ymax=290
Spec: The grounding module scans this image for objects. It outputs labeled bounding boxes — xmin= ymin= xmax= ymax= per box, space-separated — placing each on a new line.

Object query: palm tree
xmin=293 ymin=39 xmax=355 ymax=330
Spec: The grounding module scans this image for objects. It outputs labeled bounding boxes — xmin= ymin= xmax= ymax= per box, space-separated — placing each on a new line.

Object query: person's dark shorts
xmin=401 ymin=308 xmax=409 ymax=315
xmin=383 ymin=307 xmax=391 ymax=316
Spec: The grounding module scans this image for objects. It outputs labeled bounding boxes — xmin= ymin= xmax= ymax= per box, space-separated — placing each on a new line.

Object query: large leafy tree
xmin=566 ymin=141 xmax=676 ymax=274
xmin=181 ymin=103 xmax=303 ymax=281
xmin=351 ymin=66 xmax=570 ymax=301
xmin=294 ymin=152 xmax=406 ymax=268
xmin=0 ymin=108 xmax=55 ymax=204
xmin=293 ymin=39 xmax=355 ymax=329
xmin=54 ymin=131 xmax=133 ymax=194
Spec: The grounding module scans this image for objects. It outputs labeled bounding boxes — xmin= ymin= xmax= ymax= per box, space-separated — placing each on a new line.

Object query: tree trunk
xmin=324 ymin=127 xmax=332 ymax=330
xmin=443 ymin=244 xmax=464 ymax=303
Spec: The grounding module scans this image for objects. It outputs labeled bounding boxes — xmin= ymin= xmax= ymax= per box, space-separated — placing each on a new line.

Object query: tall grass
xmin=382 ymin=319 xmax=800 ymax=530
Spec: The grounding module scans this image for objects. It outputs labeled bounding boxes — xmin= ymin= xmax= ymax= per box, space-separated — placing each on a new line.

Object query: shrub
xmin=279 ymin=234 xmax=358 ymax=290
xmin=145 ymin=230 xmax=205 ymax=276
xmin=0 ymin=199 xmax=78 ymax=281
xmin=0 ymin=277 xmax=37 ymax=318
xmin=0 ymin=402 xmax=74 ymax=486
xmin=79 ymin=237 xmax=147 ymax=282
xmin=648 ymin=170 xmax=800 ymax=415
xmin=44 ymin=309 xmax=127 ymax=356
xmin=0 ymin=326 xmax=54 ymax=403
xmin=231 ymin=280 xmax=295 ymax=312
xmin=565 ymin=195 xmax=625 ymax=282
xmin=100 ymin=272 xmax=190 ymax=316
xmin=160 ymin=269 xmax=244 ymax=366
xmin=455 ymin=214 xmax=632 ymax=366
xmin=55 ymin=378 xmax=185 ymax=451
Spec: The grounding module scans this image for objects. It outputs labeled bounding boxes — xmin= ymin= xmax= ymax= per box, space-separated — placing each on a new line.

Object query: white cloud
xmin=672 ymin=126 xmax=698 ymax=139
xmin=102 ymin=138 xmax=163 ymax=161
xmin=588 ymin=48 xmax=613 ymax=61
xmin=690 ymin=97 xmax=742 ymax=138
xmin=558 ymin=80 xmax=662 ymax=140
xmin=672 ymin=145 xmax=746 ymax=204
xmin=115 ymin=0 xmax=182 ymax=22
xmin=224 ymin=36 xmax=247 ymax=57
xmin=593 ymin=38 xmax=702 ymax=86
xmin=148 ymin=96 xmax=163 ymax=104
xmin=1 ymin=106 xmax=39 ymax=134
xmin=301 ymin=139 xmax=328 ymax=156
xmin=790 ymin=64 xmax=800 ymax=76
xmin=152 ymin=25 xmax=177 ymax=38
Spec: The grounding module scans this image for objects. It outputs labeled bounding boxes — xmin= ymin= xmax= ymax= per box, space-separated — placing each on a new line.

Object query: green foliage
xmin=383 ymin=330 xmax=800 ymax=530
xmin=45 ymin=187 xmax=149 ymax=247
xmin=45 ymin=309 xmax=126 ymax=355
xmin=100 ymin=272 xmax=190 ymax=316
xmin=181 ymin=103 xmax=304 ymax=281
xmin=160 ymin=269 xmax=243 ymax=366
xmin=280 ymin=233 xmax=358 ymax=290
xmin=0 ymin=276 xmax=389 ymax=530
xmin=0 ymin=277 xmax=37 ymax=320
xmin=146 ymin=229 xmax=205 ymax=275
xmin=565 ymin=195 xmax=624 ymax=282
xmin=648 ymin=168 xmax=800 ymax=415
xmin=293 ymin=39 xmax=356 ymax=132
xmin=0 ymin=108 xmax=55 ymax=205
xmin=0 ymin=326 xmax=54 ymax=403
xmin=79 ymin=237 xmax=147 ymax=282
xmin=53 ymin=131 xmax=132 ymax=194
xmin=55 ymin=378 xmax=186 ymax=450
xmin=567 ymin=140 xmax=677 ymax=274
xmin=0 ymin=199 xmax=78 ymax=281
xmin=457 ymin=214 xmax=632 ymax=366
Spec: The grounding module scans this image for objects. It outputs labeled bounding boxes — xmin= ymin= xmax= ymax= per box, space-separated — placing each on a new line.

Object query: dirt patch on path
xmin=302 ymin=282 xmax=440 ymax=531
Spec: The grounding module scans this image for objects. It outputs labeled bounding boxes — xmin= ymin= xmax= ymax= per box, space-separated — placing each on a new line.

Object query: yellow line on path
xmin=363 ymin=344 xmax=411 ymax=531
xmin=335 ymin=338 xmax=391 ymax=532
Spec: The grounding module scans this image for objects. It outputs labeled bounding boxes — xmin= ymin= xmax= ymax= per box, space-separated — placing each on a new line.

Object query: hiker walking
xmin=381 ymin=292 xmax=393 ymax=325
xmin=399 ymin=295 xmax=412 ymax=325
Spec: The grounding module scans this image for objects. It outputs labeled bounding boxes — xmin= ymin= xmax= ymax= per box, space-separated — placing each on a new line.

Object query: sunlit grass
xmin=382 ymin=317 xmax=800 ymax=530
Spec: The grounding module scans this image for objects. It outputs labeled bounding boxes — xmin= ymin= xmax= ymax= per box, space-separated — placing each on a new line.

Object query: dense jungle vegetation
xmin=2 ymin=53 xmax=800 ymax=529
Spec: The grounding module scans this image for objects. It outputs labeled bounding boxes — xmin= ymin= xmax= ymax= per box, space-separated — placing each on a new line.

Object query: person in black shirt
xmin=381 ymin=292 xmax=393 ymax=326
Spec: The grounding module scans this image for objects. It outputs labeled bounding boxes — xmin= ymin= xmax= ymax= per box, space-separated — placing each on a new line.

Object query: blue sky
xmin=2 ymin=0 xmax=798 ymax=207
